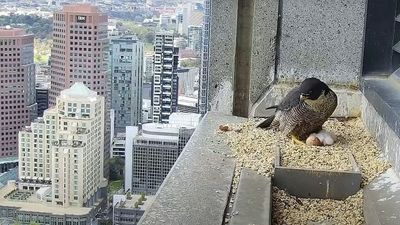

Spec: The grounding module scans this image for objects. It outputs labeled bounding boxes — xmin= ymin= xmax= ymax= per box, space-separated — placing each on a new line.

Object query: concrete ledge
xmin=364 ymin=168 xmax=400 ymax=225
xmin=274 ymin=149 xmax=362 ymax=200
xmin=138 ymin=112 xmax=246 ymax=225
xmin=361 ymin=78 xmax=400 ymax=175
xmin=250 ymin=83 xmax=362 ymax=118
xmin=230 ymin=168 xmax=272 ymax=225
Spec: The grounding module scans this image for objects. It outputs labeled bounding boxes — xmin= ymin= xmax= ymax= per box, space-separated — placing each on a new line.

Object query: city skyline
xmin=0 ymin=1 xmax=205 ymax=223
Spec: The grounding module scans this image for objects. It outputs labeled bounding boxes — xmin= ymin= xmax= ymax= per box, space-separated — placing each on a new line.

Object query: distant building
xmin=187 ymin=25 xmax=202 ymax=53
xmin=0 ymin=27 xmax=37 ymax=158
xmin=178 ymin=96 xmax=198 ymax=113
xmin=142 ymin=99 xmax=153 ymax=123
xmin=125 ymin=113 xmax=201 ymax=194
xmin=113 ymin=194 xmax=154 ymax=225
xmin=110 ymin=35 xmax=144 ymax=132
xmin=18 ymin=83 xmax=106 ymax=206
xmin=144 ymin=55 xmax=153 ymax=83
xmin=49 ymin=3 xmax=111 ymax=178
xmin=152 ymin=33 xmax=179 ymax=123
xmin=159 ymin=14 xmax=171 ymax=26
xmin=49 ymin=3 xmax=109 ymax=105
xmin=36 ymin=83 xmax=50 ymax=117
xmin=177 ymin=67 xmax=199 ymax=97
xmin=0 ymin=83 xmax=107 ymax=224
xmin=0 ymin=157 xmax=18 ymax=174
xmin=35 ymin=64 xmax=51 ymax=86
xmin=142 ymin=82 xmax=152 ymax=100
xmin=181 ymin=3 xmax=204 ymax=36
xmin=112 ymin=133 xmax=127 ymax=158
xmin=174 ymin=37 xmax=187 ymax=49
xmin=0 ymin=168 xmax=17 ymax=189
xmin=176 ymin=12 xmax=184 ymax=34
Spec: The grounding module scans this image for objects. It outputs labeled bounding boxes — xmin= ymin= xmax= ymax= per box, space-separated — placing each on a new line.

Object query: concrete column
xmin=208 ymin=0 xmax=279 ymax=117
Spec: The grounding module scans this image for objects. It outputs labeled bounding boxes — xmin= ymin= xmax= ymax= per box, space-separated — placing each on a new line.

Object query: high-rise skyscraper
xmin=110 ymin=35 xmax=144 ymax=132
xmin=49 ymin=3 xmax=108 ymax=105
xmin=198 ymin=0 xmax=210 ymax=114
xmin=49 ymin=3 xmax=111 ymax=178
xmin=187 ymin=25 xmax=202 ymax=53
xmin=19 ymin=83 xmax=105 ymax=207
xmin=152 ymin=33 xmax=179 ymax=124
xmin=0 ymin=27 xmax=37 ymax=158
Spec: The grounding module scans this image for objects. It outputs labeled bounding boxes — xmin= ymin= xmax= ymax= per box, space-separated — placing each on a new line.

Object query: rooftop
xmin=0 ymin=27 xmax=30 ymax=37
xmin=0 ymin=168 xmax=17 ymax=189
xmin=0 ymin=183 xmax=93 ymax=216
xmin=60 ymin=3 xmax=103 ymax=14
xmin=60 ymin=82 xmax=97 ymax=99
xmin=113 ymin=194 xmax=154 ymax=211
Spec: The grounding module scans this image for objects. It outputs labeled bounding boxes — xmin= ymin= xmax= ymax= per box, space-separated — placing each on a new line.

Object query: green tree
xmin=109 ymin=157 xmax=124 ymax=181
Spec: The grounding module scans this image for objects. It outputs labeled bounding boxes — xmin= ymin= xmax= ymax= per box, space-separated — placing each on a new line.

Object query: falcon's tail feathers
xmin=256 ymin=115 xmax=275 ymax=129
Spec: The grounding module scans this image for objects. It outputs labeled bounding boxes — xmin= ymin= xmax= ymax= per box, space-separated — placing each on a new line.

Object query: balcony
xmin=138 ymin=0 xmax=400 ymax=224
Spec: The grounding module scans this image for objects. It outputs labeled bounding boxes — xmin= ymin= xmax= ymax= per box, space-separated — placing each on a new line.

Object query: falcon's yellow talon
xmin=291 ymin=135 xmax=305 ymax=145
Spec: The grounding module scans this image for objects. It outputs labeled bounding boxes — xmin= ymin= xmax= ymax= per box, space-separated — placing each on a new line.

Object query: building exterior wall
xmin=19 ymin=83 xmax=105 ymax=207
xmin=152 ymin=33 xmax=179 ymax=123
xmin=48 ymin=3 xmax=111 ymax=179
xmin=0 ymin=27 xmax=36 ymax=157
xmin=49 ymin=4 xmax=109 ymax=104
xmin=110 ymin=36 xmax=144 ymax=132
xmin=129 ymin=124 xmax=194 ymax=194
xmin=0 ymin=204 xmax=101 ymax=225
xmin=113 ymin=207 xmax=144 ymax=225
xmin=187 ymin=25 xmax=202 ymax=53
xmin=36 ymin=87 xmax=49 ymax=117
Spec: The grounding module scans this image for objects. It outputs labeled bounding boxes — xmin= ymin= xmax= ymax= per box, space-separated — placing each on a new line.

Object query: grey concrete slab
xmin=361 ymin=79 xmax=400 ymax=175
xmin=277 ymin=0 xmax=366 ymax=85
xmin=249 ymin=0 xmax=279 ymax=110
xmin=138 ymin=112 xmax=247 ymax=225
xmin=208 ymin=0 xmax=238 ymax=114
xmin=364 ymin=168 xmax=400 ymax=225
xmin=230 ymin=168 xmax=272 ymax=225
xmin=274 ymin=149 xmax=362 ymax=200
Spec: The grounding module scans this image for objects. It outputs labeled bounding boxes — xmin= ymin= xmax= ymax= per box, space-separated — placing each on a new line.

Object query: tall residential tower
xmin=110 ymin=35 xmax=144 ymax=132
xmin=0 ymin=27 xmax=36 ymax=157
xmin=152 ymin=33 xmax=179 ymax=123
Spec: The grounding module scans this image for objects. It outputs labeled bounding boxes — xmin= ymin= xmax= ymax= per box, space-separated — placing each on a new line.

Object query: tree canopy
xmin=0 ymin=14 xmax=52 ymax=39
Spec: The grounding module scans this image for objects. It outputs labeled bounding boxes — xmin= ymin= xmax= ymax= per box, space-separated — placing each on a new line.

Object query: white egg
xmin=315 ymin=130 xmax=336 ymax=146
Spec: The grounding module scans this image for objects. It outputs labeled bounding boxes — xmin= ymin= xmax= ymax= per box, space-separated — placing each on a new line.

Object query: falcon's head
xmin=298 ymin=77 xmax=330 ymax=101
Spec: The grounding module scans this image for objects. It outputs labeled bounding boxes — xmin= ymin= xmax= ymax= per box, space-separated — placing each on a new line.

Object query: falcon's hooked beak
xmin=300 ymin=93 xmax=310 ymax=101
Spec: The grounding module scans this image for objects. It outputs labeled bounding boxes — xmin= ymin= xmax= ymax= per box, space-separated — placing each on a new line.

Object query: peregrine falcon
xmin=257 ymin=77 xmax=337 ymax=144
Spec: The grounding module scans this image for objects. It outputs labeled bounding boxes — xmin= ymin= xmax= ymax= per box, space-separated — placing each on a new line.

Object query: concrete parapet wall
xmin=208 ymin=0 xmax=366 ymax=117
xmin=362 ymin=96 xmax=400 ymax=175
xmin=277 ymin=0 xmax=367 ymax=85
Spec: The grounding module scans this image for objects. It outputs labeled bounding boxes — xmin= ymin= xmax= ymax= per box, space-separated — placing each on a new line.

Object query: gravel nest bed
xmin=219 ymin=117 xmax=391 ymax=225
xmin=272 ymin=187 xmax=364 ymax=225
